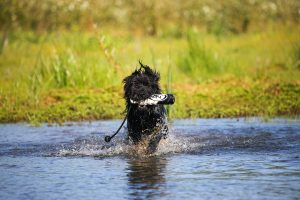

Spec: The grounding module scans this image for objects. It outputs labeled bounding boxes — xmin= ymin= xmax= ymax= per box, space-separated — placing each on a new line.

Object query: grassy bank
xmin=0 ymin=27 xmax=300 ymax=123
xmin=1 ymin=79 xmax=299 ymax=124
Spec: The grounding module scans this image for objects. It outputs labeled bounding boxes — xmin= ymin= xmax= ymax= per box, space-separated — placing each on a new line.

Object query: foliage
xmin=0 ymin=0 xmax=299 ymax=36
xmin=0 ymin=27 xmax=300 ymax=123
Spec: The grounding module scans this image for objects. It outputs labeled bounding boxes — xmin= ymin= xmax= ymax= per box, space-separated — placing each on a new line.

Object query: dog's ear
xmin=122 ymin=68 xmax=141 ymax=99
xmin=123 ymin=75 xmax=132 ymax=100
xmin=123 ymin=68 xmax=140 ymax=84
xmin=144 ymin=66 xmax=160 ymax=82
xmin=138 ymin=61 xmax=160 ymax=82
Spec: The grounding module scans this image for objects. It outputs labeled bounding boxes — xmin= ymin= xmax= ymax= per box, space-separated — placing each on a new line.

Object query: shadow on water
xmin=126 ymin=157 xmax=168 ymax=199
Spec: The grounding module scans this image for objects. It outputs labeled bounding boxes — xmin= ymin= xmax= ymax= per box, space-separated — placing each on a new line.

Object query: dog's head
xmin=123 ymin=62 xmax=161 ymax=104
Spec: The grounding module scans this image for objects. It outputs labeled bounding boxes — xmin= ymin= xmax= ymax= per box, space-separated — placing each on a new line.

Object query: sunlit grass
xmin=0 ymin=26 xmax=300 ymax=122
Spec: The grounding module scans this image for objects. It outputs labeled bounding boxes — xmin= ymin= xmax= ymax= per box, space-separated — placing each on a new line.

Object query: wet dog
xmin=123 ymin=62 xmax=174 ymax=153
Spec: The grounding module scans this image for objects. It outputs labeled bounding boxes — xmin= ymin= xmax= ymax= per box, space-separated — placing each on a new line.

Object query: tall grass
xmin=177 ymin=31 xmax=230 ymax=82
xmin=0 ymin=28 xmax=299 ymax=103
xmin=291 ymin=43 xmax=300 ymax=69
xmin=0 ymin=28 xmax=300 ymax=122
xmin=28 ymin=33 xmax=123 ymax=97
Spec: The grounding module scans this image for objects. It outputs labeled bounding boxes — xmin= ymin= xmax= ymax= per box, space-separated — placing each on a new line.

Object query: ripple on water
xmin=1 ymin=118 xmax=300 ymax=200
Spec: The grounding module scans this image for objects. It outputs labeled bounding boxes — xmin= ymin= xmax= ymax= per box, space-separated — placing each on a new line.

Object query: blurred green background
xmin=0 ymin=0 xmax=299 ymax=123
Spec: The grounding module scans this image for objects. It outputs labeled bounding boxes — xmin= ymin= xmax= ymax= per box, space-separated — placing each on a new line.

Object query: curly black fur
xmin=123 ymin=62 xmax=168 ymax=153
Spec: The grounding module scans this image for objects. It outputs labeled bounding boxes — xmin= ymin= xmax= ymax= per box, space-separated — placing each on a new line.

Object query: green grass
xmin=177 ymin=31 xmax=231 ymax=82
xmin=0 ymin=27 xmax=300 ymax=123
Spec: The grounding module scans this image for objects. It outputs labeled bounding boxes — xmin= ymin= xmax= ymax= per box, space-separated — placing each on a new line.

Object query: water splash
xmin=55 ymin=129 xmax=294 ymax=158
xmin=56 ymin=132 xmax=210 ymax=157
xmin=2 ymin=118 xmax=299 ymax=157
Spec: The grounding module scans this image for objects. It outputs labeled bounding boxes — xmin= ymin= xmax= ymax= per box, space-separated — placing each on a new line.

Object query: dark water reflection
xmin=0 ymin=118 xmax=300 ymax=200
xmin=126 ymin=157 xmax=167 ymax=199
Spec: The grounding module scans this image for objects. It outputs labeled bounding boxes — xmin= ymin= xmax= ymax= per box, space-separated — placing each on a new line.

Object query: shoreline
xmin=1 ymin=80 xmax=299 ymax=124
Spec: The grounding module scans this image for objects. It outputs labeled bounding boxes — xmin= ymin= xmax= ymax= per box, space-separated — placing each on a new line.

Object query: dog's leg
xmin=161 ymin=124 xmax=169 ymax=139
xmin=146 ymin=132 xmax=163 ymax=154
xmin=146 ymin=122 xmax=168 ymax=154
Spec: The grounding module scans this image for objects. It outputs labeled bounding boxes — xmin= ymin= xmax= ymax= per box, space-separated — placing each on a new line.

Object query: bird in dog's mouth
xmin=104 ymin=62 xmax=175 ymax=154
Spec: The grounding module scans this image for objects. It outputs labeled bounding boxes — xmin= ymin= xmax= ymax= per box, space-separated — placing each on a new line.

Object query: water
xmin=0 ymin=118 xmax=300 ymax=200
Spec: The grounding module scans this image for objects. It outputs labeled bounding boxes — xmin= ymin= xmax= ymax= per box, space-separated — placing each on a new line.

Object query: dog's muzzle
xmin=130 ymin=94 xmax=175 ymax=106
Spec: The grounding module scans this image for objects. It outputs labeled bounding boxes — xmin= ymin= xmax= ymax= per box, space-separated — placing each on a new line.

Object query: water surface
xmin=0 ymin=118 xmax=300 ymax=199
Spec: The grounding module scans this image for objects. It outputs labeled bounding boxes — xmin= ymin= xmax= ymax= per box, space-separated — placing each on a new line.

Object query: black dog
xmin=123 ymin=62 xmax=174 ymax=153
